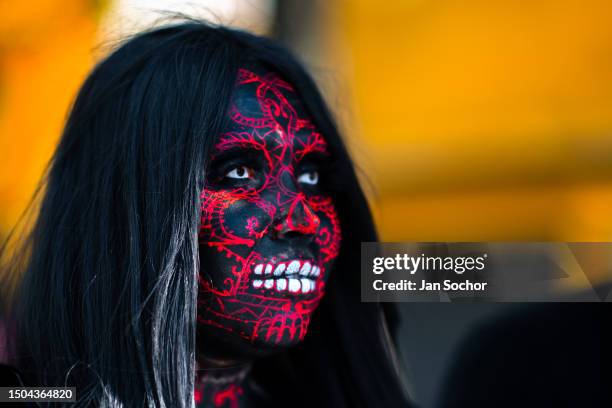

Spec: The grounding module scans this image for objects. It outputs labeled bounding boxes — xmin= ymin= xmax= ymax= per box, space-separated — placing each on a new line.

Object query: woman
xmin=2 ymin=21 xmax=410 ymax=407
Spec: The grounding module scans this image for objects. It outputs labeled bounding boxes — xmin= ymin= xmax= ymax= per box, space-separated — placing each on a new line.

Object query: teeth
xmin=288 ymin=278 xmax=301 ymax=293
xmin=252 ymin=275 xmax=315 ymax=294
xmin=300 ymin=278 xmax=311 ymax=293
xmin=273 ymin=263 xmax=286 ymax=276
xmin=286 ymin=260 xmax=300 ymax=275
xmin=311 ymin=266 xmax=320 ymax=277
xmin=252 ymin=260 xmax=319 ymax=292
xmin=276 ymin=278 xmax=287 ymax=291
xmin=299 ymin=262 xmax=311 ymax=276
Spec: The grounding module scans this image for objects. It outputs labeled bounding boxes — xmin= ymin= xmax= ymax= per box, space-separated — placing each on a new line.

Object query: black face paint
xmin=197 ymin=67 xmax=342 ymax=353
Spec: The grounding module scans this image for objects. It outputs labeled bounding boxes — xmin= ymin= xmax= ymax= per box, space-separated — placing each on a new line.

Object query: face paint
xmin=197 ymin=67 xmax=342 ymax=349
xmin=194 ymin=377 xmax=245 ymax=408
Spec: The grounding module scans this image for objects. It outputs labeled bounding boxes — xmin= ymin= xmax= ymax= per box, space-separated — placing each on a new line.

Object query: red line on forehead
xmin=229 ymin=105 xmax=277 ymax=129
xmin=236 ymin=68 xmax=294 ymax=91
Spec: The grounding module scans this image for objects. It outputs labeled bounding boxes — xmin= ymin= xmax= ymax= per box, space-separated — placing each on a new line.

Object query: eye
xmin=297 ymin=171 xmax=319 ymax=186
xmin=225 ymin=166 xmax=254 ymax=180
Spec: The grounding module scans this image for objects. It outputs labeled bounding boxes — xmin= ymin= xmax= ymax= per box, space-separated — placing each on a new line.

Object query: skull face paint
xmin=197 ymin=67 xmax=342 ymax=350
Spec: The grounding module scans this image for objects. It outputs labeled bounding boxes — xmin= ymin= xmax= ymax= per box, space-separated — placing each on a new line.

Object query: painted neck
xmin=195 ymin=359 xmax=252 ymax=408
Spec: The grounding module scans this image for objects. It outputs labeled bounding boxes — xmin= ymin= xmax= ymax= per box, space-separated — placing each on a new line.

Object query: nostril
xmin=271 ymin=195 xmax=320 ymax=240
xmin=272 ymin=217 xmax=317 ymax=240
xmin=278 ymin=230 xmax=303 ymax=240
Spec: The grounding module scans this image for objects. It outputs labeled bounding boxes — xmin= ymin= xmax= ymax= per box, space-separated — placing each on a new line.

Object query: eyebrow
xmin=294 ymin=142 xmax=331 ymax=163
xmin=210 ymin=144 xmax=264 ymax=163
xmin=298 ymin=150 xmax=331 ymax=163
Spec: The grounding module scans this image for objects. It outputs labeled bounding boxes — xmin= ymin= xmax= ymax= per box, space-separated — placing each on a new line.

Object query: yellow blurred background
xmin=3 ymin=0 xmax=612 ymax=243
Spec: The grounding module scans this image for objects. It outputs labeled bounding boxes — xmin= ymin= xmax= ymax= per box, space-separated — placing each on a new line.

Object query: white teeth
xmin=300 ymin=278 xmax=311 ymax=293
xmin=276 ymin=278 xmax=287 ymax=291
xmin=253 ymin=260 xmax=318 ymax=292
xmin=311 ymin=266 xmax=320 ymax=277
xmin=253 ymin=275 xmax=315 ymax=294
xmin=273 ymin=263 xmax=286 ymax=276
xmin=286 ymin=260 xmax=300 ymax=275
xmin=299 ymin=262 xmax=311 ymax=276
xmin=288 ymin=278 xmax=301 ymax=293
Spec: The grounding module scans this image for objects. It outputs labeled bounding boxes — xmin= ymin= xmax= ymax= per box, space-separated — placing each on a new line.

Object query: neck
xmin=195 ymin=357 xmax=252 ymax=408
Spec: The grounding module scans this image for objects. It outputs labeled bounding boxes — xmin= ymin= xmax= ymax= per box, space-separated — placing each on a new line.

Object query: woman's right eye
xmin=224 ymin=165 xmax=254 ymax=180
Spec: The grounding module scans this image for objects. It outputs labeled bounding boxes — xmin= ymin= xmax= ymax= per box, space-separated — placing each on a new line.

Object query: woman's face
xmin=197 ymin=67 xmax=342 ymax=353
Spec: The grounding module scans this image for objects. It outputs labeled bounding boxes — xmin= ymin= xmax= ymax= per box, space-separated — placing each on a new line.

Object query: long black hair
xmin=5 ymin=21 xmax=410 ymax=407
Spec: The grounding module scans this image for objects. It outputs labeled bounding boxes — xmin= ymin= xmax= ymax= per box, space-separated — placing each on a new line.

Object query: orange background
xmin=2 ymin=0 xmax=612 ymax=242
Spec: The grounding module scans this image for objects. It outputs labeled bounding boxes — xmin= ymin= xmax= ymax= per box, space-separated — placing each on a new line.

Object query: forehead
xmin=231 ymin=69 xmax=308 ymax=119
xmin=214 ymin=67 xmax=328 ymax=154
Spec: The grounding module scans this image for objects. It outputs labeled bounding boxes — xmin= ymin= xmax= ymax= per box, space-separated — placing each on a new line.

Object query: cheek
xmin=311 ymin=199 xmax=342 ymax=266
xmin=199 ymin=190 xmax=275 ymax=245
xmin=218 ymin=201 xmax=270 ymax=239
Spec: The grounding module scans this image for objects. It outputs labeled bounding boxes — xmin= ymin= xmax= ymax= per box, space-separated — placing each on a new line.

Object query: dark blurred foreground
xmin=399 ymin=299 xmax=611 ymax=408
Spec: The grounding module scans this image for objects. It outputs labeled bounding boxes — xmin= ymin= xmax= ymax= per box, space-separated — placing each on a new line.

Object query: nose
xmin=273 ymin=193 xmax=320 ymax=240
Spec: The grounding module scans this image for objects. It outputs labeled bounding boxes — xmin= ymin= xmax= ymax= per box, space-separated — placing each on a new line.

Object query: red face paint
xmin=194 ymin=367 xmax=247 ymax=408
xmin=197 ymin=67 xmax=342 ymax=348
xmin=194 ymin=384 xmax=243 ymax=408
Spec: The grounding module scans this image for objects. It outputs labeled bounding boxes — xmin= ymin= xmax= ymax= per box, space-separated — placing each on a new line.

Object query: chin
xmin=197 ymin=309 xmax=313 ymax=359
xmin=250 ymin=310 xmax=313 ymax=348
xmin=244 ymin=331 xmax=306 ymax=354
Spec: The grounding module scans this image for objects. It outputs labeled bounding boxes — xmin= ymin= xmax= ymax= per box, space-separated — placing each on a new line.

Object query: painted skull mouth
xmin=251 ymin=259 xmax=321 ymax=294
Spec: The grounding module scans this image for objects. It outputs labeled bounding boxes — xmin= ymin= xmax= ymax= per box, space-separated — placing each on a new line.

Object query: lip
xmin=251 ymin=259 xmax=320 ymax=294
